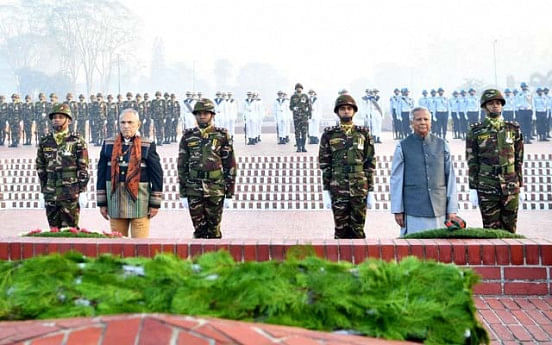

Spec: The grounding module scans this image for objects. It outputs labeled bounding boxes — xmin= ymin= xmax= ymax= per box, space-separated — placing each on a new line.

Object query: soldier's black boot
xmin=247 ymin=138 xmax=254 ymax=145
xmin=296 ymin=138 xmax=301 ymax=152
xmin=285 ymin=136 xmax=289 ymax=143
xmin=257 ymin=136 xmax=261 ymax=142
xmin=301 ymin=138 xmax=307 ymax=152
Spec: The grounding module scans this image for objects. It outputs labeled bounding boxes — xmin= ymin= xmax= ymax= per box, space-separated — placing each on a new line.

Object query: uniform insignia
xmin=188 ymin=141 xmax=199 ymax=147
xmin=329 ymin=138 xmax=341 ymax=145
xmin=478 ymin=133 xmax=490 ymax=140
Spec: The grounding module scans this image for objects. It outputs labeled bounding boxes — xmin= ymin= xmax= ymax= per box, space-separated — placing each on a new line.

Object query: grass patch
xmin=23 ymin=227 xmax=122 ymax=238
xmin=0 ymin=249 xmax=489 ymax=345
xmin=403 ymin=228 xmax=525 ymax=239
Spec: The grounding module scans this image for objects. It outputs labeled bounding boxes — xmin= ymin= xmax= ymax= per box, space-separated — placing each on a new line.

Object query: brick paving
xmin=1 ymin=297 xmax=552 ymax=344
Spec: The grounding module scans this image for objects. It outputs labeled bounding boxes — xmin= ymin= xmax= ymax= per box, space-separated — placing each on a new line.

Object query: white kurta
xmin=390 ymin=140 xmax=458 ymax=237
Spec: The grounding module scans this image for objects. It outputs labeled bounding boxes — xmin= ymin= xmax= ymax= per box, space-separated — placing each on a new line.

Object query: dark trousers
xmin=515 ymin=110 xmax=532 ymax=141
xmin=45 ymin=199 xmax=80 ymax=229
xmin=401 ymin=111 xmax=411 ymax=138
xmin=467 ymin=111 xmax=479 ymax=125
xmin=293 ymin=116 xmax=308 ymax=148
xmin=451 ymin=112 xmax=459 ymax=138
xmin=503 ymin=110 xmax=514 ymax=122
xmin=536 ymin=111 xmax=547 ymax=137
xmin=458 ymin=112 xmax=467 ymax=138
xmin=436 ymin=111 xmax=448 ymax=138
xmin=478 ymin=192 xmax=519 ymax=233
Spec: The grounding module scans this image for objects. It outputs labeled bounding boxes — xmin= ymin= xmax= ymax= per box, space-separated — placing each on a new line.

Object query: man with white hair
xmin=96 ymin=108 xmax=163 ymax=238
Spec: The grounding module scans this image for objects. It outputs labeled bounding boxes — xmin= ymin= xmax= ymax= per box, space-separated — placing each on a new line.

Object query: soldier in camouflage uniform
xmin=105 ymin=94 xmax=119 ymax=138
xmin=88 ymin=94 xmax=98 ymax=144
xmin=178 ymin=98 xmax=237 ymax=238
xmin=8 ymin=94 xmax=22 ymax=147
xmin=64 ymin=93 xmax=78 ymax=133
xmin=34 ymin=93 xmax=49 ymax=143
xmin=36 ymin=104 xmax=89 ymax=229
xmin=143 ymin=93 xmax=152 ymax=139
xmin=0 ymin=95 xmax=7 ymax=146
xmin=466 ymin=89 xmax=524 ymax=233
xmin=164 ymin=92 xmax=173 ymax=144
xmin=95 ymin=93 xmax=107 ymax=146
xmin=122 ymin=92 xmax=137 ymax=111
xmin=319 ymin=95 xmax=376 ymax=239
xmin=22 ymin=95 xmax=34 ymax=145
xmin=289 ymin=83 xmax=312 ymax=152
xmin=151 ymin=91 xmax=166 ymax=145
xmin=171 ymin=93 xmax=180 ymax=142
xmin=76 ymin=94 xmax=88 ymax=139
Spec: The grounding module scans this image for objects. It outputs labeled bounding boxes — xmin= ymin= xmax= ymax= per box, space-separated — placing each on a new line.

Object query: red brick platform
xmin=1 ymin=237 xmax=551 ymax=295
xmin=0 ymin=314 xmax=417 ymax=345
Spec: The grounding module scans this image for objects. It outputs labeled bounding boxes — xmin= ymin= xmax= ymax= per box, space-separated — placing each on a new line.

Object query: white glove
xmin=180 ymin=197 xmax=188 ymax=209
xmin=519 ymin=192 xmax=524 ymax=204
xmin=366 ymin=192 xmax=375 ymax=209
xmin=224 ymin=198 xmax=232 ymax=209
xmin=78 ymin=193 xmax=88 ymax=209
xmin=469 ymin=189 xmax=479 ymax=208
xmin=38 ymin=193 xmax=45 ymax=209
xmin=322 ymin=190 xmax=331 ymax=209
xmin=532 ymin=113 xmax=536 ymax=121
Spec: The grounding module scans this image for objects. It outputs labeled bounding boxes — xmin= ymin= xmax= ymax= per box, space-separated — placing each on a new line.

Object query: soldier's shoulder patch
xmin=470 ymin=122 xmax=482 ymax=128
xmin=504 ymin=120 xmax=520 ymax=128
xmin=324 ymin=125 xmax=339 ymax=132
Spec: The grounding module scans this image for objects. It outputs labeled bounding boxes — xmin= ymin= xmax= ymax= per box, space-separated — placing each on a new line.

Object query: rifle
xmin=244 ymin=123 xmax=247 ymax=145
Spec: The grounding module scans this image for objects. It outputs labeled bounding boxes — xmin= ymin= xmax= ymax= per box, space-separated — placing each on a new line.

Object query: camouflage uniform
xmin=319 ymin=95 xmax=376 ymax=239
xmin=22 ymin=96 xmax=34 ymax=145
xmin=171 ymin=95 xmax=180 ymax=142
xmin=8 ymin=94 xmax=22 ymax=147
xmin=63 ymin=94 xmax=78 ymax=132
xmin=151 ymin=91 xmax=166 ymax=145
xmin=466 ymin=89 xmax=524 ymax=233
xmin=289 ymin=83 xmax=312 ymax=152
xmin=76 ymin=95 xmax=88 ymax=139
xmin=105 ymin=96 xmax=119 ymax=138
xmin=142 ymin=93 xmax=152 ymax=139
xmin=34 ymin=94 xmax=49 ymax=141
xmin=122 ymin=92 xmax=138 ymax=112
xmin=36 ymin=104 xmax=89 ymax=229
xmin=164 ymin=93 xmax=173 ymax=144
xmin=0 ymin=96 xmax=7 ymax=145
xmin=177 ymin=99 xmax=237 ymax=238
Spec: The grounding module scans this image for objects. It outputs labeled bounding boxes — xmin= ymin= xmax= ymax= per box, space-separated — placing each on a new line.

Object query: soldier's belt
xmin=332 ymin=165 xmax=364 ymax=173
xmin=480 ymin=164 xmax=515 ymax=175
xmin=189 ymin=169 xmax=222 ymax=179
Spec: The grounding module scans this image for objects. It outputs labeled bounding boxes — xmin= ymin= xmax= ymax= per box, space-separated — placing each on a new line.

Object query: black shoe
xmin=296 ymin=147 xmax=302 ymax=152
xmin=301 ymin=146 xmax=307 ymax=152
xmin=8 ymin=144 xmax=17 ymax=148
xmin=247 ymin=139 xmax=254 ymax=145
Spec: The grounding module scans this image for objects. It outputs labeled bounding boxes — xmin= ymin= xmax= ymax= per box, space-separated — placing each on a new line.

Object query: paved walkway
xmin=1 ymin=131 xmax=551 ymax=239
xmin=1 ymin=296 xmax=551 ymax=345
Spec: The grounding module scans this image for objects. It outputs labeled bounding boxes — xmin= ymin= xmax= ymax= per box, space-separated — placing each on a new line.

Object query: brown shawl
xmin=111 ymin=134 xmax=142 ymax=201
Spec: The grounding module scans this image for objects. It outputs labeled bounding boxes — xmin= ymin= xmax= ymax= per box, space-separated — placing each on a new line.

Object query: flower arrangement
xmin=23 ymin=227 xmax=123 ymax=238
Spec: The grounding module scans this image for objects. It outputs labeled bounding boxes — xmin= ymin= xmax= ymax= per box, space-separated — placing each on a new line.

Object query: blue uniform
xmin=503 ymin=94 xmax=516 ymax=122
xmin=434 ymin=95 xmax=449 ymax=139
xmin=458 ymin=95 xmax=468 ymax=138
xmin=533 ymin=94 xmax=548 ymax=140
xmin=516 ymin=90 xmax=534 ymax=142
xmin=466 ymin=95 xmax=480 ymax=125
xmin=398 ymin=95 xmax=414 ymax=138
xmin=449 ymin=96 xmax=461 ymax=138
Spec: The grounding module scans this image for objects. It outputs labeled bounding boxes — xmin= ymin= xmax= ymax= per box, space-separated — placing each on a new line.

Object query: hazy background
xmin=1 ymin=0 xmax=551 ymax=114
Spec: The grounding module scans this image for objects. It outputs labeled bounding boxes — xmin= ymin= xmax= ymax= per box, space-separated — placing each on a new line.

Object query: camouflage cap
xmin=170 ymin=93 xmax=176 ymax=98
xmin=155 ymin=91 xmax=162 ymax=96
xmin=25 ymin=94 xmax=31 ymax=100
xmin=334 ymin=95 xmax=358 ymax=114
xmin=79 ymin=94 xmax=85 ymax=99
xmin=480 ymin=89 xmax=505 ymax=108
xmin=295 ymin=83 xmax=303 ymax=90
xmin=49 ymin=93 xmax=57 ymax=98
xmin=49 ymin=103 xmax=72 ymax=120
xmin=437 ymin=87 xmax=444 ymax=92
xmin=66 ymin=92 xmax=73 ymax=98
xmin=136 ymin=93 xmax=142 ymax=98
xmin=126 ymin=92 xmax=133 ymax=97
xmin=38 ymin=92 xmax=45 ymax=98
xmin=193 ymin=98 xmax=216 ymax=115
xmin=164 ymin=92 xmax=169 ymax=97
xmin=96 ymin=92 xmax=103 ymax=98
xmin=107 ymin=94 xmax=113 ymax=99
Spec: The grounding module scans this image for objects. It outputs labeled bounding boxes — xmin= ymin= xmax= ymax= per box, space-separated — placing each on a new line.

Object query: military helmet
xmin=437 ymin=87 xmax=444 ymax=92
xmin=11 ymin=93 xmax=18 ymax=99
xmin=430 ymin=89 xmax=436 ymax=94
xmin=96 ymin=92 xmax=103 ymax=98
xmin=544 ymin=87 xmax=550 ymax=92
xmin=136 ymin=93 xmax=142 ymax=98
xmin=107 ymin=94 xmax=113 ymax=99
xmin=480 ymin=89 xmax=506 ymax=108
xmin=460 ymin=89 xmax=467 ymax=94
xmin=520 ymin=82 xmax=528 ymax=88
xmin=79 ymin=94 xmax=85 ymax=99
xmin=38 ymin=92 xmax=45 ymax=98
xmin=192 ymin=98 xmax=216 ymax=115
xmin=25 ymin=94 xmax=31 ymax=100
xmin=393 ymin=88 xmax=400 ymax=93
xmin=372 ymin=88 xmax=379 ymax=93
xmin=422 ymin=89 xmax=428 ymax=95
xmin=295 ymin=83 xmax=303 ymax=90
xmin=452 ymin=90 xmax=459 ymax=95
xmin=49 ymin=93 xmax=57 ymax=98
xmin=155 ymin=91 xmax=162 ymax=96
xmin=170 ymin=93 xmax=176 ymax=98
xmin=308 ymin=89 xmax=315 ymax=94
xmin=504 ymin=88 xmax=511 ymax=93
xmin=401 ymin=87 xmax=408 ymax=93
xmin=334 ymin=94 xmax=358 ymax=114
xmin=468 ymin=88 xmax=476 ymax=93
xmin=126 ymin=92 xmax=133 ymax=97
xmin=277 ymin=90 xmax=284 ymax=95
xmin=536 ymin=87 xmax=543 ymax=93
xmin=164 ymin=92 xmax=169 ymax=97
xmin=49 ymin=103 xmax=72 ymax=120
xmin=216 ymin=91 xmax=222 ymax=96
xmin=185 ymin=91 xmax=192 ymax=96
